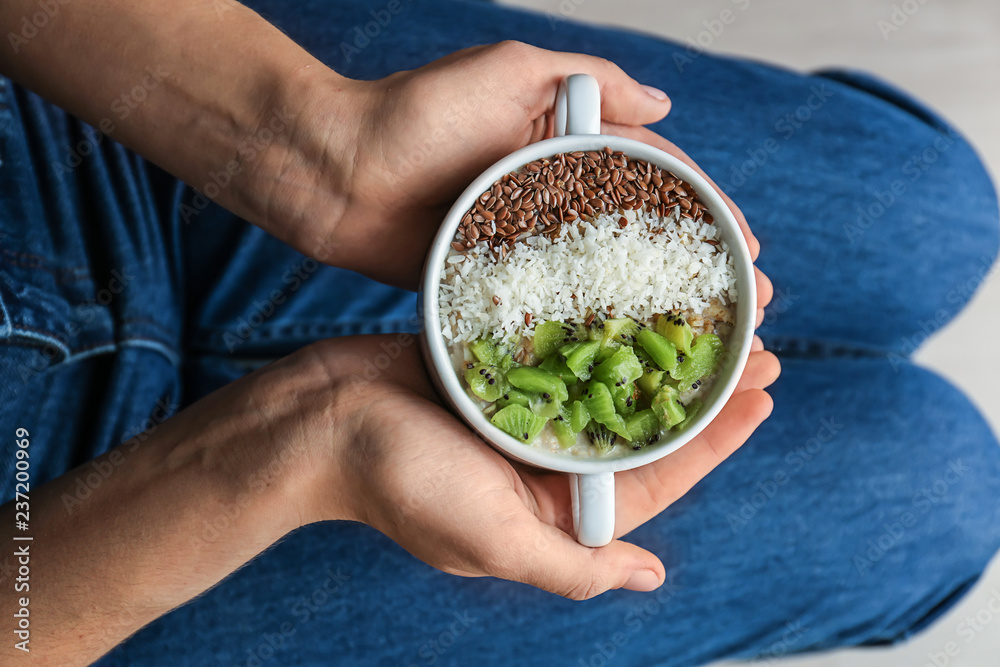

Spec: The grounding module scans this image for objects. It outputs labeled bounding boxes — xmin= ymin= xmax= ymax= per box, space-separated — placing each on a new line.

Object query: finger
xmin=734 ymin=350 xmax=780 ymax=394
xmin=602 ymin=123 xmax=760 ymax=260
xmin=540 ymin=48 xmax=672 ymax=126
xmin=613 ymin=389 xmax=773 ymax=535
xmin=492 ymin=515 xmax=666 ymax=599
xmin=756 ymin=266 xmax=773 ymax=310
xmin=751 ymin=335 xmax=764 ymax=352
xmin=756 ymin=307 xmax=765 ymax=328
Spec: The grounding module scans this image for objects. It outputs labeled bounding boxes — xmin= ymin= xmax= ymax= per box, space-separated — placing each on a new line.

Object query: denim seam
xmin=2 ymin=322 xmax=180 ymax=365
xmin=1 ymin=327 xmax=71 ymax=358
xmin=0 ymin=284 xmax=11 ymax=338
xmin=1 ymin=335 xmax=181 ymax=369
xmin=70 ymin=338 xmax=182 ymax=367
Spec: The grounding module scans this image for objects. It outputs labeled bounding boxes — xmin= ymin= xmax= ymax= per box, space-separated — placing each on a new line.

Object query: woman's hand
xmin=297 ymin=335 xmax=779 ymax=599
xmin=269 ymin=41 xmax=767 ymax=301
xmin=266 ymin=41 xmax=677 ymax=288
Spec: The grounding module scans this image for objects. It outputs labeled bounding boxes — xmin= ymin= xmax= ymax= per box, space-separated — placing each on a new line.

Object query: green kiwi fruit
xmin=609 ymin=382 xmax=638 ymax=417
xmin=670 ymin=333 xmax=724 ymax=386
xmin=491 ymin=405 xmax=547 ymax=444
xmin=469 ymin=337 xmax=515 ymax=371
xmin=550 ymin=407 xmax=578 ymax=448
xmin=533 ymin=320 xmax=584 ymax=360
xmin=651 ymin=385 xmax=686 ymax=428
xmin=586 ymin=421 xmax=619 ymax=454
xmin=529 ymin=395 xmax=562 ymax=420
xmin=655 ymin=312 xmax=693 ymax=356
xmin=591 ymin=317 xmax=641 ymax=350
xmin=594 ymin=345 xmax=618 ymax=363
xmin=675 ymin=399 xmax=703 ymax=430
xmin=568 ymin=400 xmax=590 ymax=432
xmin=582 ymin=380 xmax=631 ymax=439
xmin=496 ymin=388 xmax=531 ymax=408
xmin=625 ymin=409 xmax=661 ymax=449
xmin=637 ymin=367 xmax=665 ymax=396
xmin=636 ymin=328 xmax=679 ymax=373
xmin=539 ymin=354 xmax=577 ymax=384
xmin=506 ymin=366 xmax=569 ymax=402
xmin=464 ymin=363 xmax=508 ymax=402
xmin=592 ymin=344 xmax=643 ymax=388
xmin=559 ymin=340 xmax=601 ymax=381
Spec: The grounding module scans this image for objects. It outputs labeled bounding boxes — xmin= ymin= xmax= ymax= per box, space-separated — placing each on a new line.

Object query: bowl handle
xmin=557 ymin=73 xmax=613 ymax=547
xmin=555 ymin=74 xmax=601 ymax=137
xmin=571 ymin=472 xmax=615 ymax=547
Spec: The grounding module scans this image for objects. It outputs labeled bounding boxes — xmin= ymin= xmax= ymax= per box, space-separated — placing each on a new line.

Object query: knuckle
xmin=565 ymin=569 xmax=610 ymax=601
xmin=563 ymin=552 xmax=612 ymax=601
xmin=495 ymin=39 xmax=533 ymax=61
xmin=593 ymin=55 xmax=620 ymax=77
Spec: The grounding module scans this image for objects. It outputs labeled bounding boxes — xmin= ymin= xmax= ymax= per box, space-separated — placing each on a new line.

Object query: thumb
xmin=548 ymin=50 xmax=671 ymax=126
xmin=496 ymin=517 xmax=666 ymax=600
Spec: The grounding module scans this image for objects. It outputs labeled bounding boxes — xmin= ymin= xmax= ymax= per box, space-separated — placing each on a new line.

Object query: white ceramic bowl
xmin=420 ymin=75 xmax=756 ymax=546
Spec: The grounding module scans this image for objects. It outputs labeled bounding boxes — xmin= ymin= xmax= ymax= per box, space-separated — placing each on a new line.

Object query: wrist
xmin=240 ymin=64 xmax=375 ymax=264
xmin=161 ymin=348 xmax=358 ymax=539
xmin=235 ymin=343 xmax=371 ymax=529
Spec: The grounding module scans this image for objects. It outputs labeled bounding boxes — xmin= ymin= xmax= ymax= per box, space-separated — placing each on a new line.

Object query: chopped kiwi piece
xmin=470 ymin=337 xmax=515 ymax=371
xmin=532 ymin=320 xmax=580 ymax=360
xmin=651 ymin=386 xmax=686 ymax=428
xmin=551 ymin=407 xmax=578 ymax=448
xmin=506 ymin=367 xmax=569 ymax=402
xmin=464 ymin=363 xmax=508 ymax=402
xmin=560 ymin=340 xmax=601 ymax=381
xmin=636 ymin=329 xmax=678 ymax=373
xmin=496 ymin=388 xmax=530 ymax=408
xmin=609 ymin=382 xmax=638 ymax=417
xmin=655 ymin=312 xmax=694 ymax=356
xmin=551 ymin=418 xmax=576 ymax=448
xmin=633 ymin=346 xmax=656 ymax=368
xmin=529 ymin=395 xmax=562 ymax=420
xmin=582 ymin=381 xmax=631 ymax=440
xmin=568 ymin=400 xmax=590 ymax=432
xmin=491 ymin=405 xmax=547 ymax=444
xmin=593 ymin=345 xmax=643 ymax=387
xmin=637 ymin=368 xmax=665 ymax=396
xmin=670 ymin=333 xmax=724 ymax=385
xmin=625 ymin=409 xmax=661 ymax=449
xmin=591 ymin=317 xmax=641 ymax=351
xmin=594 ymin=345 xmax=618 ymax=362
xmin=603 ymin=318 xmax=641 ymax=346
xmin=675 ymin=399 xmax=703 ymax=430
xmin=586 ymin=422 xmax=621 ymax=454
xmin=539 ymin=354 xmax=577 ymax=384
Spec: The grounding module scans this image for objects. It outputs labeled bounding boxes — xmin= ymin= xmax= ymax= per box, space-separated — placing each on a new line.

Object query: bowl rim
xmin=420 ymin=134 xmax=757 ymax=475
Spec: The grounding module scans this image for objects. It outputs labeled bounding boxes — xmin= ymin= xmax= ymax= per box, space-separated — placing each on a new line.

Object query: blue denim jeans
xmin=1 ymin=1 xmax=999 ymax=665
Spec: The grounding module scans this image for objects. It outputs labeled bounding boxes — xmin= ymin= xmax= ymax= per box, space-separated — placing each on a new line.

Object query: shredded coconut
xmin=438 ymin=207 xmax=737 ymax=343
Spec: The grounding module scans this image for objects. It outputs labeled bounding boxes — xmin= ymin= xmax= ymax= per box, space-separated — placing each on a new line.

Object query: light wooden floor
xmin=497 ymin=1 xmax=1000 ymax=665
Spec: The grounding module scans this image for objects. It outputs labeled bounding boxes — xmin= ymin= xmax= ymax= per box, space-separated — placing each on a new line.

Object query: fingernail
xmin=624 ymin=569 xmax=662 ymax=592
xmin=641 ymin=84 xmax=668 ymax=101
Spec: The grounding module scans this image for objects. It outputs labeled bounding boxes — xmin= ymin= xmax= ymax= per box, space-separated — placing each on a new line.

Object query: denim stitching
xmin=1 ymin=336 xmax=181 ymax=368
